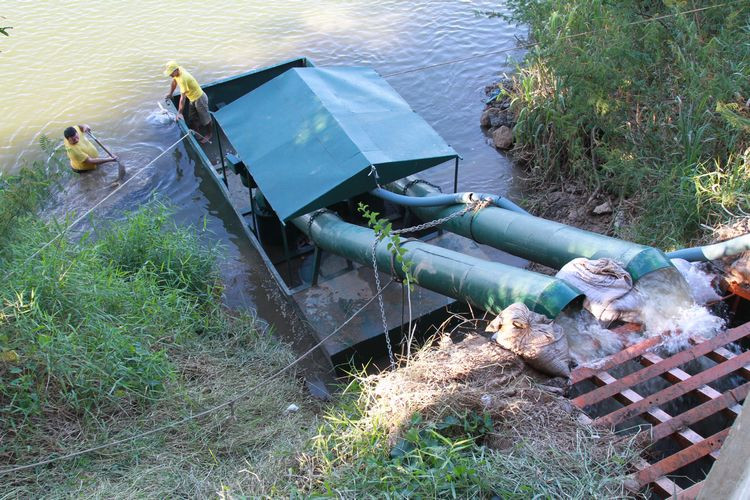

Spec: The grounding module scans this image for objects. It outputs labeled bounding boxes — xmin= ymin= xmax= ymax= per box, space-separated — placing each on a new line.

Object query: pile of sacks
xmin=486 ymin=258 xmax=640 ymax=378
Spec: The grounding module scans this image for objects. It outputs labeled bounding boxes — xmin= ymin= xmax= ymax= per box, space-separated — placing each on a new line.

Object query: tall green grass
xmin=504 ymin=0 xmax=750 ymax=247
xmin=0 ymin=153 xmax=222 ymax=452
xmin=1 ymin=201 xmax=223 ymax=447
xmin=1 ymin=154 xmax=317 ymax=497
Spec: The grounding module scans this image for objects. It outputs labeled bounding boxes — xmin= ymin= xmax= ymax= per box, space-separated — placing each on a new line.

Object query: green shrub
xmin=504 ymin=0 xmax=750 ymax=247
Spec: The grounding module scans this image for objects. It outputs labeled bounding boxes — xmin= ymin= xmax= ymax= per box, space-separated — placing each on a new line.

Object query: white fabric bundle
xmin=556 ymin=258 xmax=642 ymax=323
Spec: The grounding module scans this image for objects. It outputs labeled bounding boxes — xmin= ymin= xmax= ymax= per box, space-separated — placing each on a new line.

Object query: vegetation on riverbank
xmin=298 ymin=334 xmax=638 ymax=498
xmin=502 ymin=0 xmax=750 ymax=248
xmin=0 ymin=158 xmax=316 ymax=496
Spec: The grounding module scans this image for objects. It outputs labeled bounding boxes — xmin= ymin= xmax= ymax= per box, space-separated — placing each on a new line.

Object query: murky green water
xmin=2 ymin=1 xmax=525 ymax=328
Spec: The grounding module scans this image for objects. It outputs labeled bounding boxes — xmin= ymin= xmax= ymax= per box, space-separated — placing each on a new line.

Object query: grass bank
xmin=297 ymin=334 xmax=639 ymax=498
xmin=0 ymin=159 xmax=317 ymax=497
xmin=501 ymin=0 xmax=750 ymax=248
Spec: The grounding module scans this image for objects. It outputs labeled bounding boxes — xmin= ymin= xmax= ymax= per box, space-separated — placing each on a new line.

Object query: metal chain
xmin=402 ymin=178 xmax=443 ymax=195
xmin=307 ymin=208 xmax=329 ymax=236
xmin=371 ymin=238 xmax=396 ymax=368
xmin=393 ymin=199 xmax=488 ymax=235
xmin=369 ymin=198 xmax=489 ymax=369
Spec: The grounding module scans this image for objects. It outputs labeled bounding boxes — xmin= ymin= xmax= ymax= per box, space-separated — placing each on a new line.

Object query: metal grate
xmin=570 ymin=321 xmax=750 ymax=498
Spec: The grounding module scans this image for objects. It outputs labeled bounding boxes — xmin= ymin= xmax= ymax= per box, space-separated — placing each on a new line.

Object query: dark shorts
xmin=71 ymin=168 xmax=94 ymax=174
xmin=189 ymin=93 xmax=211 ymax=126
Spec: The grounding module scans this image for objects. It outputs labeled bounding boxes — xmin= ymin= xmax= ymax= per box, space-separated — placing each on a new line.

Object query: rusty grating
xmin=570 ymin=321 xmax=750 ymax=498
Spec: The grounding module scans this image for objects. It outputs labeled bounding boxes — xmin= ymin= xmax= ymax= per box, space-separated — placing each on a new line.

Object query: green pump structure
xmin=212 ymin=66 xmax=459 ymax=222
xmin=179 ymin=57 xmax=684 ymax=362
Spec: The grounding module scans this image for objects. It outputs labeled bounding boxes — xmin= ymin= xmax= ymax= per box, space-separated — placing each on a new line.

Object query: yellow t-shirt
xmin=64 ymin=126 xmax=99 ymax=171
xmin=174 ymin=67 xmax=204 ymax=102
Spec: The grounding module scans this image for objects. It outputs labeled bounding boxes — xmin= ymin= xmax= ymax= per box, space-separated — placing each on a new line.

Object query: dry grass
xmin=299 ymin=331 xmax=642 ymax=498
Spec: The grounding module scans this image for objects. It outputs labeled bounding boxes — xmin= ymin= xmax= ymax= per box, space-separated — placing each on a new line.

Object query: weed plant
xmin=503 ymin=0 xmax=750 ymax=247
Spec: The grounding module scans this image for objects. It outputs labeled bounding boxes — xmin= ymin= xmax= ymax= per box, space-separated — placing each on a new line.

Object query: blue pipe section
xmin=667 ymin=234 xmax=750 ymax=261
xmin=370 ymin=188 xmax=473 ymax=207
xmin=477 ymin=194 xmax=529 ymax=215
xmin=370 ymin=187 xmax=529 ymax=215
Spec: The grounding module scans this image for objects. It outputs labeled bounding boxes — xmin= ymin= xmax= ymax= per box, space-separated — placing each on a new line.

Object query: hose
xmin=667 ymin=234 xmax=750 ymax=261
xmin=369 ymin=187 xmax=529 ymax=214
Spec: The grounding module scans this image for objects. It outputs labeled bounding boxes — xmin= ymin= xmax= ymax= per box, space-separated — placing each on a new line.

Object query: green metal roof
xmin=213 ymin=67 xmax=458 ymax=221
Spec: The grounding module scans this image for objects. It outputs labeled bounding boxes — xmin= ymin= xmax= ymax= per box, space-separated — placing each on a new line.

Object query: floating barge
xmin=168 ymin=58 xmax=750 ymax=495
xmin=168 ymin=57 xmax=585 ymax=365
xmin=167 ymin=57 xmax=679 ymax=366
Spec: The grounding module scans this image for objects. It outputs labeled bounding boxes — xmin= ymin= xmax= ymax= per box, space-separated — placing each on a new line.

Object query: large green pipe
xmin=293 ymin=211 xmax=582 ymax=319
xmin=389 ymin=178 xmax=672 ymax=281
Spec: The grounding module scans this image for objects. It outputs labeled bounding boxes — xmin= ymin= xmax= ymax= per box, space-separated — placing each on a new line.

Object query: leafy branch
xmin=358 ymin=202 xmax=415 ymax=287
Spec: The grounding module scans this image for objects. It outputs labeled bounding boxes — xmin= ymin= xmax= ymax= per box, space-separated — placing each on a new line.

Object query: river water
xmin=2 ymin=1 xmax=525 ymax=331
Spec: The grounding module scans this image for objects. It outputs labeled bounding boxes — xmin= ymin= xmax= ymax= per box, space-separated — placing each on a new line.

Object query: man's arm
xmin=176 ymin=93 xmax=187 ymax=121
xmin=77 ymin=124 xmax=91 ymax=134
xmin=83 ymin=155 xmax=117 ymax=166
xmin=166 ymin=79 xmax=177 ymax=100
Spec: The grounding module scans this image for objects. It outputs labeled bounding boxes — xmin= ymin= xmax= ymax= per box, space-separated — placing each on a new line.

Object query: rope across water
xmin=2 ymin=132 xmax=192 ymax=284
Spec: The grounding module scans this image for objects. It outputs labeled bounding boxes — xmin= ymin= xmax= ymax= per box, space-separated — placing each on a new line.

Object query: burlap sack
xmin=485 ymin=303 xmax=571 ymax=378
xmin=725 ymin=252 xmax=750 ymax=286
xmin=556 ymin=258 xmax=642 ymax=323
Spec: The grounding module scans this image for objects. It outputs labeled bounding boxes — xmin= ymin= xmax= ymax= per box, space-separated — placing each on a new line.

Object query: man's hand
xmin=175 ymin=112 xmax=184 ymax=122
xmin=80 ymin=124 xmax=91 ymax=134
xmin=165 ymin=94 xmax=172 ymax=101
xmin=110 ymin=155 xmax=119 ymax=163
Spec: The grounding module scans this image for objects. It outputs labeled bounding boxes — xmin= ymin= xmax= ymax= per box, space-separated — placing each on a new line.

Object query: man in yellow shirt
xmin=63 ymin=125 xmax=118 ymax=173
xmin=164 ymin=61 xmax=212 ymax=143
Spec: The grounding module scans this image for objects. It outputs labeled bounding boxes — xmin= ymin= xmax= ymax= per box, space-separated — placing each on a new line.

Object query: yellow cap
xmin=163 ymin=61 xmax=179 ymax=77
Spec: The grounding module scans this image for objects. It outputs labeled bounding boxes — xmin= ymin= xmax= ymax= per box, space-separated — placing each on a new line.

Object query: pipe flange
xmin=402 ymin=178 xmax=443 ymax=195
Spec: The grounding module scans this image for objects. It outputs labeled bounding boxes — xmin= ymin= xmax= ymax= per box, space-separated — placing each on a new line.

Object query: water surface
xmin=2 ymin=1 xmax=526 ymax=328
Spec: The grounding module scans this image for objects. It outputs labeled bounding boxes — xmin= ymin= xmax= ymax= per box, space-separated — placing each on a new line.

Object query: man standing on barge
xmin=164 ymin=61 xmax=212 ymax=143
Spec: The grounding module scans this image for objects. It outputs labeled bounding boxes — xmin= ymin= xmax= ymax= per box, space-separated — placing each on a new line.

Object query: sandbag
xmin=556 ymin=258 xmax=642 ymax=323
xmin=485 ymin=303 xmax=571 ymax=378
xmin=725 ymin=252 xmax=750 ymax=286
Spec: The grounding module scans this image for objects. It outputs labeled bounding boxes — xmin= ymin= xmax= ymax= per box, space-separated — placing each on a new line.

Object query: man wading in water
xmin=63 ymin=125 xmax=118 ymax=173
xmin=164 ymin=61 xmax=212 ymax=143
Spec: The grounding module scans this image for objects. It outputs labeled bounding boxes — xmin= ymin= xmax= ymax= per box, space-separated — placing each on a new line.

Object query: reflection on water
xmin=3 ymin=1 xmax=526 ymax=330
